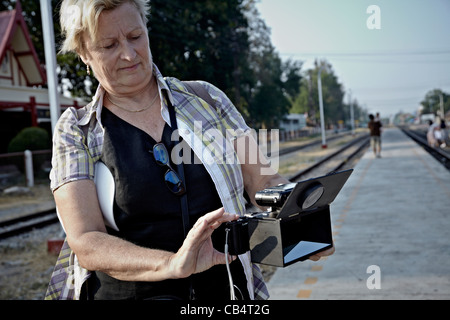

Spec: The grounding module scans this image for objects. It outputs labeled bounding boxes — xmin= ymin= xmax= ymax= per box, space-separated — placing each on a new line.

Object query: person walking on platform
xmin=368 ymin=114 xmax=382 ymax=158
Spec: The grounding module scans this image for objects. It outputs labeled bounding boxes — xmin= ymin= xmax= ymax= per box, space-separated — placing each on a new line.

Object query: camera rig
xmin=225 ymin=169 xmax=353 ymax=267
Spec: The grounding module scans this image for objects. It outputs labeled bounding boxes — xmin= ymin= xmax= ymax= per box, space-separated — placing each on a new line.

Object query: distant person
xmin=375 ymin=112 xmax=380 ymax=122
xmin=433 ymin=122 xmax=445 ymax=148
xmin=439 ymin=117 xmax=448 ymax=148
xmin=427 ymin=119 xmax=446 ymax=148
xmin=368 ymin=114 xmax=382 ymax=158
xmin=427 ymin=120 xmax=437 ymax=147
xmin=375 ymin=112 xmax=382 ymax=134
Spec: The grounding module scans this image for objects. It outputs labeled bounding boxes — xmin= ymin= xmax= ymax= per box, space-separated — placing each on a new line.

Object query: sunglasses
xmin=150 ymin=143 xmax=186 ymax=196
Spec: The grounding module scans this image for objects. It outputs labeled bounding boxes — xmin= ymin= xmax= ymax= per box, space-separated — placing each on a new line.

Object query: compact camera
xmin=225 ymin=169 xmax=353 ymax=267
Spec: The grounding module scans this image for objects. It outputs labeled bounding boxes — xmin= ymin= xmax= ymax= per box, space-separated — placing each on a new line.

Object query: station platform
xmin=266 ymin=127 xmax=450 ymax=300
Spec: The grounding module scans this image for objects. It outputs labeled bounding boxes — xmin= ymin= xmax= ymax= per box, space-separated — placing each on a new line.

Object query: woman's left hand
xmin=309 ymin=244 xmax=335 ymax=261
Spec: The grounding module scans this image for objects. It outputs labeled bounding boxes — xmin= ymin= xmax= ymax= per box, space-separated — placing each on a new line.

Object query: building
xmin=279 ymin=113 xmax=307 ymax=132
xmin=0 ymin=1 xmax=84 ymax=152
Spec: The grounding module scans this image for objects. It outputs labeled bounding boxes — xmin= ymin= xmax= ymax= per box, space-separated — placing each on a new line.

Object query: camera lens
xmin=299 ymin=183 xmax=324 ymax=210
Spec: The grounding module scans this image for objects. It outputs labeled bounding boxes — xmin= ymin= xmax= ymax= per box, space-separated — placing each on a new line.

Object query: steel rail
xmin=0 ymin=210 xmax=58 ymax=240
xmin=289 ymin=134 xmax=370 ymax=182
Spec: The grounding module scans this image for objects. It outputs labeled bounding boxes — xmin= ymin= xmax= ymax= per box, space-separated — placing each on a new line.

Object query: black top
xmin=89 ymin=107 xmax=249 ymax=300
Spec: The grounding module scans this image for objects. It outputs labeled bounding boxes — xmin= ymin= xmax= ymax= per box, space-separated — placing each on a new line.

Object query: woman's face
xmin=80 ymin=2 xmax=152 ymax=96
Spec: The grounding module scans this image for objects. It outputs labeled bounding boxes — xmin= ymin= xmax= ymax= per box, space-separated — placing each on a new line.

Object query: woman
xmin=46 ymin=0 xmax=333 ymax=300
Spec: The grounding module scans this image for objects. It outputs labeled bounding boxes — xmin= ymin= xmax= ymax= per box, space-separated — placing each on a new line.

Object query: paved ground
xmin=267 ymin=128 xmax=450 ymax=300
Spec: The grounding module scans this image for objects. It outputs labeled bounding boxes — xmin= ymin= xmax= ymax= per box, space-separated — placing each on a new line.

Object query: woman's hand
xmin=309 ymin=244 xmax=335 ymax=261
xmin=167 ymin=208 xmax=239 ymax=278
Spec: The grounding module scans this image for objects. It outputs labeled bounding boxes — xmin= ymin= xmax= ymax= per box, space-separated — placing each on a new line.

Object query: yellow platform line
xmin=296 ymin=160 xmax=373 ymax=300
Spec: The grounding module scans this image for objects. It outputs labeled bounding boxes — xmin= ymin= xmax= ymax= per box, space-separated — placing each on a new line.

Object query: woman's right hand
xmin=55 ymin=180 xmax=239 ymax=281
xmin=167 ymin=208 xmax=239 ymax=279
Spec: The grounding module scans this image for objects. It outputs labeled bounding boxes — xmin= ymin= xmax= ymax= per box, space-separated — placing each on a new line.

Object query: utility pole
xmin=440 ymin=92 xmax=444 ymax=119
xmin=349 ymin=89 xmax=355 ymax=135
xmin=40 ymin=0 xmax=61 ymax=133
xmin=40 ymin=0 xmax=66 ymax=246
xmin=317 ymin=64 xmax=327 ymax=148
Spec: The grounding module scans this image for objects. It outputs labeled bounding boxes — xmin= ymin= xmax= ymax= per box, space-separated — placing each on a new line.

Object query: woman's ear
xmin=77 ymin=38 xmax=91 ymax=66
xmin=78 ymin=49 xmax=92 ymax=75
xmin=78 ymin=50 xmax=89 ymax=66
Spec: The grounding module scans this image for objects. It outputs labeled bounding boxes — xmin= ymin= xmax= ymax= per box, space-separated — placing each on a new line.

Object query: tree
xmin=282 ymin=59 xmax=303 ymax=103
xmin=2 ymin=0 xmax=303 ymax=128
xmin=244 ymin=0 xmax=302 ymax=129
xmin=148 ymin=0 xmax=252 ymax=113
xmin=420 ymin=89 xmax=449 ymax=116
xmin=246 ymin=47 xmax=302 ymax=129
xmin=291 ymin=60 xmax=348 ymax=127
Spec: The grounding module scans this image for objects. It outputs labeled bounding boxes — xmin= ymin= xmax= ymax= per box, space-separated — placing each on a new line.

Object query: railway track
xmin=0 ymin=209 xmax=58 ymax=240
xmin=287 ymin=134 xmax=370 ymax=182
xmin=399 ymin=126 xmax=450 ymax=170
xmin=272 ymin=131 xmax=353 ymax=157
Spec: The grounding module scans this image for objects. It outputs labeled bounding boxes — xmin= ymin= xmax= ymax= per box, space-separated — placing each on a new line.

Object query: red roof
xmin=0 ymin=0 xmax=46 ymax=86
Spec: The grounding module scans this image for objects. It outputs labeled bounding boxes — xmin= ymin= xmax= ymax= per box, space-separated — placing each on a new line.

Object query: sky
xmin=255 ymin=0 xmax=450 ymax=117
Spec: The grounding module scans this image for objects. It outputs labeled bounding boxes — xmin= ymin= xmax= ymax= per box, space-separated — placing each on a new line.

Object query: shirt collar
xmin=77 ymin=63 xmax=173 ymax=128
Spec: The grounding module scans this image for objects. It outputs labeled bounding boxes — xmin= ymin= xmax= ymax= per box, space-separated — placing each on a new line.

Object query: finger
xmin=211 ymin=212 xmax=240 ymax=229
xmin=210 ymin=213 xmax=239 ymax=230
xmin=204 ymin=207 xmax=226 ymax=221
xmin=308 ymin=254 xmax=321 ymax=261
xmin=206 ymin=208 xmax=240 ymax=223
xmin=213 ymin=250 xmax=237 ymax=266
xmin=195 ymin=208 xmax=238 ymax=230
xmin=193 ymin=208 xmax=224 ymax=229
xmin=189 ymin=219 xmax=214 ymax=242
xmin=325 ymin=246 xmax=335 ymax=255
xmin=317 ymin=246 xmax=335 ymax=257
xmin=309 ymin=246 xmax=335 ymax=261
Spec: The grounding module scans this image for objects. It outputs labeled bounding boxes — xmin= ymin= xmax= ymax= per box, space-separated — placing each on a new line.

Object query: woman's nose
xmin=120 ymin=42 xmax=137 ymax=61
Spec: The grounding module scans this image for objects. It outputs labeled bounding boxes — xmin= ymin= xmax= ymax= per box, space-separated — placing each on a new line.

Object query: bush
xmin=7 ymin=127 xmax=51 ymax=174
xmin=7 ymin=127 xmax=51 ymax=153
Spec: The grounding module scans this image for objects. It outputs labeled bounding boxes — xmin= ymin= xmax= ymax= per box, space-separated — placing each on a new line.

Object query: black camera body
xmin=225 ymin=169 xmax=353 ymax=267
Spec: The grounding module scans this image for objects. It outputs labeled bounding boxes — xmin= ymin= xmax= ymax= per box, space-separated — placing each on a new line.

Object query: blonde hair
xmin=59 ymin=0 xmax=150 ymax=54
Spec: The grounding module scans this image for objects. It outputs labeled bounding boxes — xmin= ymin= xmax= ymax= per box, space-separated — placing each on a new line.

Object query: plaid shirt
xmin=45 ymin=64 xmax=269 ymax=300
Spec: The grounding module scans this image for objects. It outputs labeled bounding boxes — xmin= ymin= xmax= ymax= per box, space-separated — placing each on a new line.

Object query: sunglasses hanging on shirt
xmin=150 ymin=142 xmax=186 ymax=196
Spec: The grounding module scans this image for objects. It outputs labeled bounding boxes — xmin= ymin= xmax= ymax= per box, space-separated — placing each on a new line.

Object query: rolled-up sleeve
xmin=49 ymin=108 xmax=94 ymax=192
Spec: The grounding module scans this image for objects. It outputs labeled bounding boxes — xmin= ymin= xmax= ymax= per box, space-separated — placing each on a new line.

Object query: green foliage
xmin=7 ymin=127 xmax=51 ymax=173
xmin=7 ymin=127 xmax=51 ymax=153
xmin=247 ymin=46 xmax=300 ymax=128
xmin=290 ymin=60 xmax=366 ymax=127
xmin=1 ymin=0 xmax=301 ymax=128
xmin=148 ymin=0 xmax=253 ymax=113
xmin=420 ymin=89 xmax=449 ymax=116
